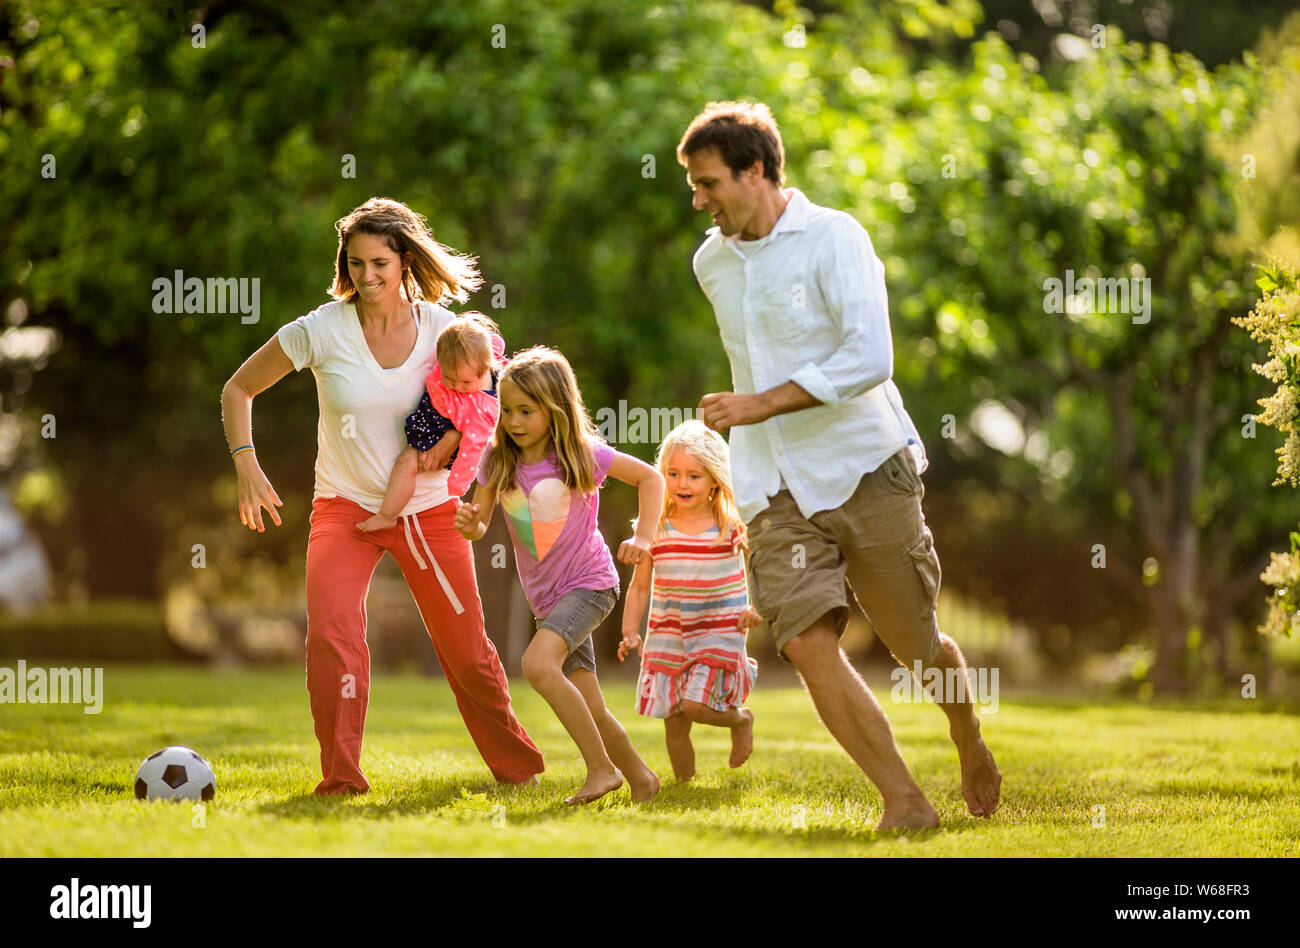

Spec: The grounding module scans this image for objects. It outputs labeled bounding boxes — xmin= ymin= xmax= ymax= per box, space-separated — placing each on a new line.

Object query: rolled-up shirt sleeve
xmin=788 ymin=218 xmax=893 ymax=406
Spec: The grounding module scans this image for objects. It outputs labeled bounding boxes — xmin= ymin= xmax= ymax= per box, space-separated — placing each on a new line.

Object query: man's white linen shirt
xmin=692 ymin=187 xmax=926 ymax=523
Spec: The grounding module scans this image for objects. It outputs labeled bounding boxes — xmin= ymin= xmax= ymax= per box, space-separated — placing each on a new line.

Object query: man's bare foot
xmin=356 ymin=514 xmax=397 ymax=532
xmin=952 ymin=721 xmax=1001 ymax=817
xmin=728 ymin=707 xmax=754 ymax=768
xmin=564 ymin=768 xmax=623 ymax=805
xmin=628 ymin=767 xmax=661 ymax=802
xmin=875 ymin=792 xmax=940 ymax=831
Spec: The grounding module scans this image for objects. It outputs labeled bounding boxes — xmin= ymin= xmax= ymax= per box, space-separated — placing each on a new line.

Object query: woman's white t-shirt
xmin=277 ymin=298 xmax=454 ymax=515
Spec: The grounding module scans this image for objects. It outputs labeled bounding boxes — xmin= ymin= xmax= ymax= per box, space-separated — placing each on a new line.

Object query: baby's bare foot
xmin=629 ymin=767 xmax=661 ymax=802
xmin=356 ymin=514 xmax=397 ymax=532
xmin=729 ymin=707 xmax=754 ymax=768
xmin=564 ymin=768 xmax=623 ymax=806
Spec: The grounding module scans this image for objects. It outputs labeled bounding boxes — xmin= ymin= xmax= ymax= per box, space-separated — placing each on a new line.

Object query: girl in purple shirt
xmin=454 ymin=346 xmax=665 ymax=805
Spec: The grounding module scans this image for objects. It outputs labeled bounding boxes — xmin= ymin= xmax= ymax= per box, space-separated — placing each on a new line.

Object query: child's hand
xmin=736 ymin=606 xmax=763 ymax=631
xmin=422 ymin=432 xmax=460 ymax=472
xmin=618 ymin=629 xmax=642 ymax=662
xmin=617 ymin=535 xmax=652 ymax=565
xmin=453 ymin=501 xmax=480 ymax=539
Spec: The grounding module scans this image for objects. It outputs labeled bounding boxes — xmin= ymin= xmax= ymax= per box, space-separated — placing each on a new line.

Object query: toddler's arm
xmin=605 ymin=451 xmax=665 ymax=565
xmin=453 ymin=483 xmax=497 ymax=541
xmin=618 ymin=555 xmax=653 ymax=662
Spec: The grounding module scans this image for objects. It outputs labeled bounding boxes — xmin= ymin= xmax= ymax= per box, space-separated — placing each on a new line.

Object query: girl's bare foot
xmin=565 ymin=768 xmax=623 ymax=805
xmin=628 ymin=767 xmax=661 ymax=802
xmin=728 ymin=707 xmax=754 ymax=768
xmin=356 ymin=514 xmax=397 ymax=532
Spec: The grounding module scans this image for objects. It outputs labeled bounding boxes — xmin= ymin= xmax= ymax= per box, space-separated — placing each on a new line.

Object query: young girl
xmin=453 ymin=346 xmax=663 ymax=805
xmin=618 ymin=420 xmax=760 ymax=782
xmin=358 ymin=312 xmax=505 ymax=532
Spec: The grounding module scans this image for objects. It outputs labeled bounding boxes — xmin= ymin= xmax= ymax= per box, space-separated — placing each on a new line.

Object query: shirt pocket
xmin=760 ymin=276 xmax=820 ymax=345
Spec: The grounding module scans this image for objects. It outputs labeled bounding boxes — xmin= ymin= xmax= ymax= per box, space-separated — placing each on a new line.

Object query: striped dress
xmin=636 ymin=521 xmax=759 ymax=718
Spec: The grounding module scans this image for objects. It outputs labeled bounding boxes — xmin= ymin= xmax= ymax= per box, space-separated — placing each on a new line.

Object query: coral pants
xmin=305 ymin=495 xmax=543 ymax=794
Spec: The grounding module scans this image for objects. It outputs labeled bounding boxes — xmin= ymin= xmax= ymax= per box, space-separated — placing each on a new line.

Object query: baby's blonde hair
xmin=437 ymin=311 xmax=502 ymax=376
xmin=654 ymin=420 xmax=746 ymax=550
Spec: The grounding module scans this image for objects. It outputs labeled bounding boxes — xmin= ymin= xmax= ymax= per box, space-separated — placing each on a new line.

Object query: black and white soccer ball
xmin=133 ymin=746 xmax=216 ymax=802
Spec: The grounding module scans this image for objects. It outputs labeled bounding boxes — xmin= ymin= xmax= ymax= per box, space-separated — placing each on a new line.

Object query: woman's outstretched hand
xmin=235 ymin=454 xmax=283 ymax=532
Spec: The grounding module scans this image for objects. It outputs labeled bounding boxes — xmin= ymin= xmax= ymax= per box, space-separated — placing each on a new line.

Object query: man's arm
xmin=698 ymin=381 xmax=817 ymax=431
xmin=699 ymin=218 xmax=893 ymax=432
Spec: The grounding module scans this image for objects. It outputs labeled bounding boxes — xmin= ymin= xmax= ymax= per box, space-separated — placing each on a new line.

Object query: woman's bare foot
xmin=875 ymin=792 xmax=940 ymax=831
xmin=628 ymin=767 xmax=661 ymax=802
xmin=952 ymin=721 xmax=1001 ymax=817
xmin=728 ymin=707 xmax=754 ymax=768
xmin=564 ymin=768 xmax=623 ymax=805
xmin=356 ymin=514 xmax=397 ymax=532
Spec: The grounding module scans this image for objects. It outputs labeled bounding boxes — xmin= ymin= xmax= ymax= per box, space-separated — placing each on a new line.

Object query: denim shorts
xmin=536 ymin=585 xmax=620 ymax=677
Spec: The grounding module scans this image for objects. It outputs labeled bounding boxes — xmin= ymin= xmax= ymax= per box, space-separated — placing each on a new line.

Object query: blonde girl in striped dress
xmin=618 ymin=420 xmax=760 ymax=781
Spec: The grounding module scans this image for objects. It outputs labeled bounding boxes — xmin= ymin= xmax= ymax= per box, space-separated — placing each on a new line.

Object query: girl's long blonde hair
xmin=654 ymin=419 xmax=747 ymax=550
xmin=482 ymin=346 xmax=604 ymax=494
xmin=330 ymin=197 xmax=482 ymax=305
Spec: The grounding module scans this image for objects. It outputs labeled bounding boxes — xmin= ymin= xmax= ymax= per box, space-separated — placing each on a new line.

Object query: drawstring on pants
xmin=401 ymin=512 xmax=466 ymax=615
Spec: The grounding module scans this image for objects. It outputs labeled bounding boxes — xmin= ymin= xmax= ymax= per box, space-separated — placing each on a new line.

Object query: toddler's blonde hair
xmin=654 ymin=419 xmax=746 ymax=550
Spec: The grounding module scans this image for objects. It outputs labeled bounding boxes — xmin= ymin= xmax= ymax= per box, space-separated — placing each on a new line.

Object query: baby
xmin=357 ymin=311 xmax=505 ymax=532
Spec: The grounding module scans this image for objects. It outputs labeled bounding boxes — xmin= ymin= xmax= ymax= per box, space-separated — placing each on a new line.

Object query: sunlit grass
xmin=0 ymin=666 xmax=1296 ymax=857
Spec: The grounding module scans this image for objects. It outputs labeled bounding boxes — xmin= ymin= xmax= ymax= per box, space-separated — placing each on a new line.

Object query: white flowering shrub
xmin=1234 ymin=260 xmax=1300 ymax=636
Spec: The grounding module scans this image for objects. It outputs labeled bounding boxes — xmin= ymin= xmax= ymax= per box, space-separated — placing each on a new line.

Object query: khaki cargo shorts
xmin=745 ymin=448 xmax=943 ymax=667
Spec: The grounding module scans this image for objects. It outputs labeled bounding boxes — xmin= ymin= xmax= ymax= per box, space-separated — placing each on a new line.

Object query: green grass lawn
xmin=1 ymin=665 xmax=1297 ymax=857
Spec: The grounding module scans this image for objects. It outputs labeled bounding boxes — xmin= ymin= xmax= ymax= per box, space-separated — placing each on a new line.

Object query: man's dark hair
xmin=677 ymin=101 xmax=785 ymax=185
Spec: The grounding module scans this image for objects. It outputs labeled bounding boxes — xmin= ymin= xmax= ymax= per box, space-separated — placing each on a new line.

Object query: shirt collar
xmin=721 ymin=187 xmax=809 ymax=252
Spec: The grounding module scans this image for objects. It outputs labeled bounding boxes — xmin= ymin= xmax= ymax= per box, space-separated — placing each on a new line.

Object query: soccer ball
xmin=133 ymin=746 xmax=216 ymax=802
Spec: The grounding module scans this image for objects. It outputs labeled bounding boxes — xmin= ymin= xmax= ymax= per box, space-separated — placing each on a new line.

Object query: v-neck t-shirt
xmin=277 ymin=298 xmax=454 ymax=515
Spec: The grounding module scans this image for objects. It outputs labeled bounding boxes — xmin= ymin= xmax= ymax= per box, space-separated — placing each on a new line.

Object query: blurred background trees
xmin=3 ymin=0 xmax=1298 ymax=695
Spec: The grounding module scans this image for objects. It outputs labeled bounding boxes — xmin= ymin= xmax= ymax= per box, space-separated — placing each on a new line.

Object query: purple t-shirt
xmin=477 ymin=440 xmax=620 ymax=617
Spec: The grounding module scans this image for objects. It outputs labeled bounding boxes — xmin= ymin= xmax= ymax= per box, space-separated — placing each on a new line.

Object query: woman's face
xmin=346 ymin=233 xmax=406 ymax=307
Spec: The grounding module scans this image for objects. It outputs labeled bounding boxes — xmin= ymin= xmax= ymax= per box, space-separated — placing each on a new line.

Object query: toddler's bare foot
xmin=565 ymin=768 xmax=623 ymax=805
xmin=356 ymin=514 xmax=397 ymax=532
xmin=497 ymin=774 xmax=540 ymax=787
xmin=628 ymin=767 xmax=661 ymax=802
xmin=672 ymin=766 xmax=694 ymax=783
xmin=729 ymin=707 xmax=754 ymax=768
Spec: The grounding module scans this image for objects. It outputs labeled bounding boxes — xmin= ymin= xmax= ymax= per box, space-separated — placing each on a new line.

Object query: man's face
xmin=686 ymin=147 xmax=760 ymax=238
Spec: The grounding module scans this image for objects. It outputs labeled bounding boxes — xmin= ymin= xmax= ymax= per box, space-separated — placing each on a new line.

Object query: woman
xmin=220 ymin=197 xmax=544 ymax=794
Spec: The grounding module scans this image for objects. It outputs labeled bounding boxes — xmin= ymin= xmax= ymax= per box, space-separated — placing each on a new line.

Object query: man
xmin=679 ymin=101 xmax=1000 ymax=830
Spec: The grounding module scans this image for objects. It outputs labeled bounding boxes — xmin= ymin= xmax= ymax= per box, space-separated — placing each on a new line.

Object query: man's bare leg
xmin=923 ymin=633 xmax=1002 ymax=817
xmin=783 ymin=619 xmax=939 ymax=831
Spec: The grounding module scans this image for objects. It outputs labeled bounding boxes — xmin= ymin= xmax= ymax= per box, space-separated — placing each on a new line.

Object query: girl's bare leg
xmin=357 ymin=446 xmax=420 ymax=532
xmin=680 ymin=700 xmax=754 ymax=768
xmin=569 ymin=669 xmax=661 ymax=802
xmin=520 ymin=631 xmax=622 ymax=805
xmin=664 ymin=712 xmax=695 ymax=781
